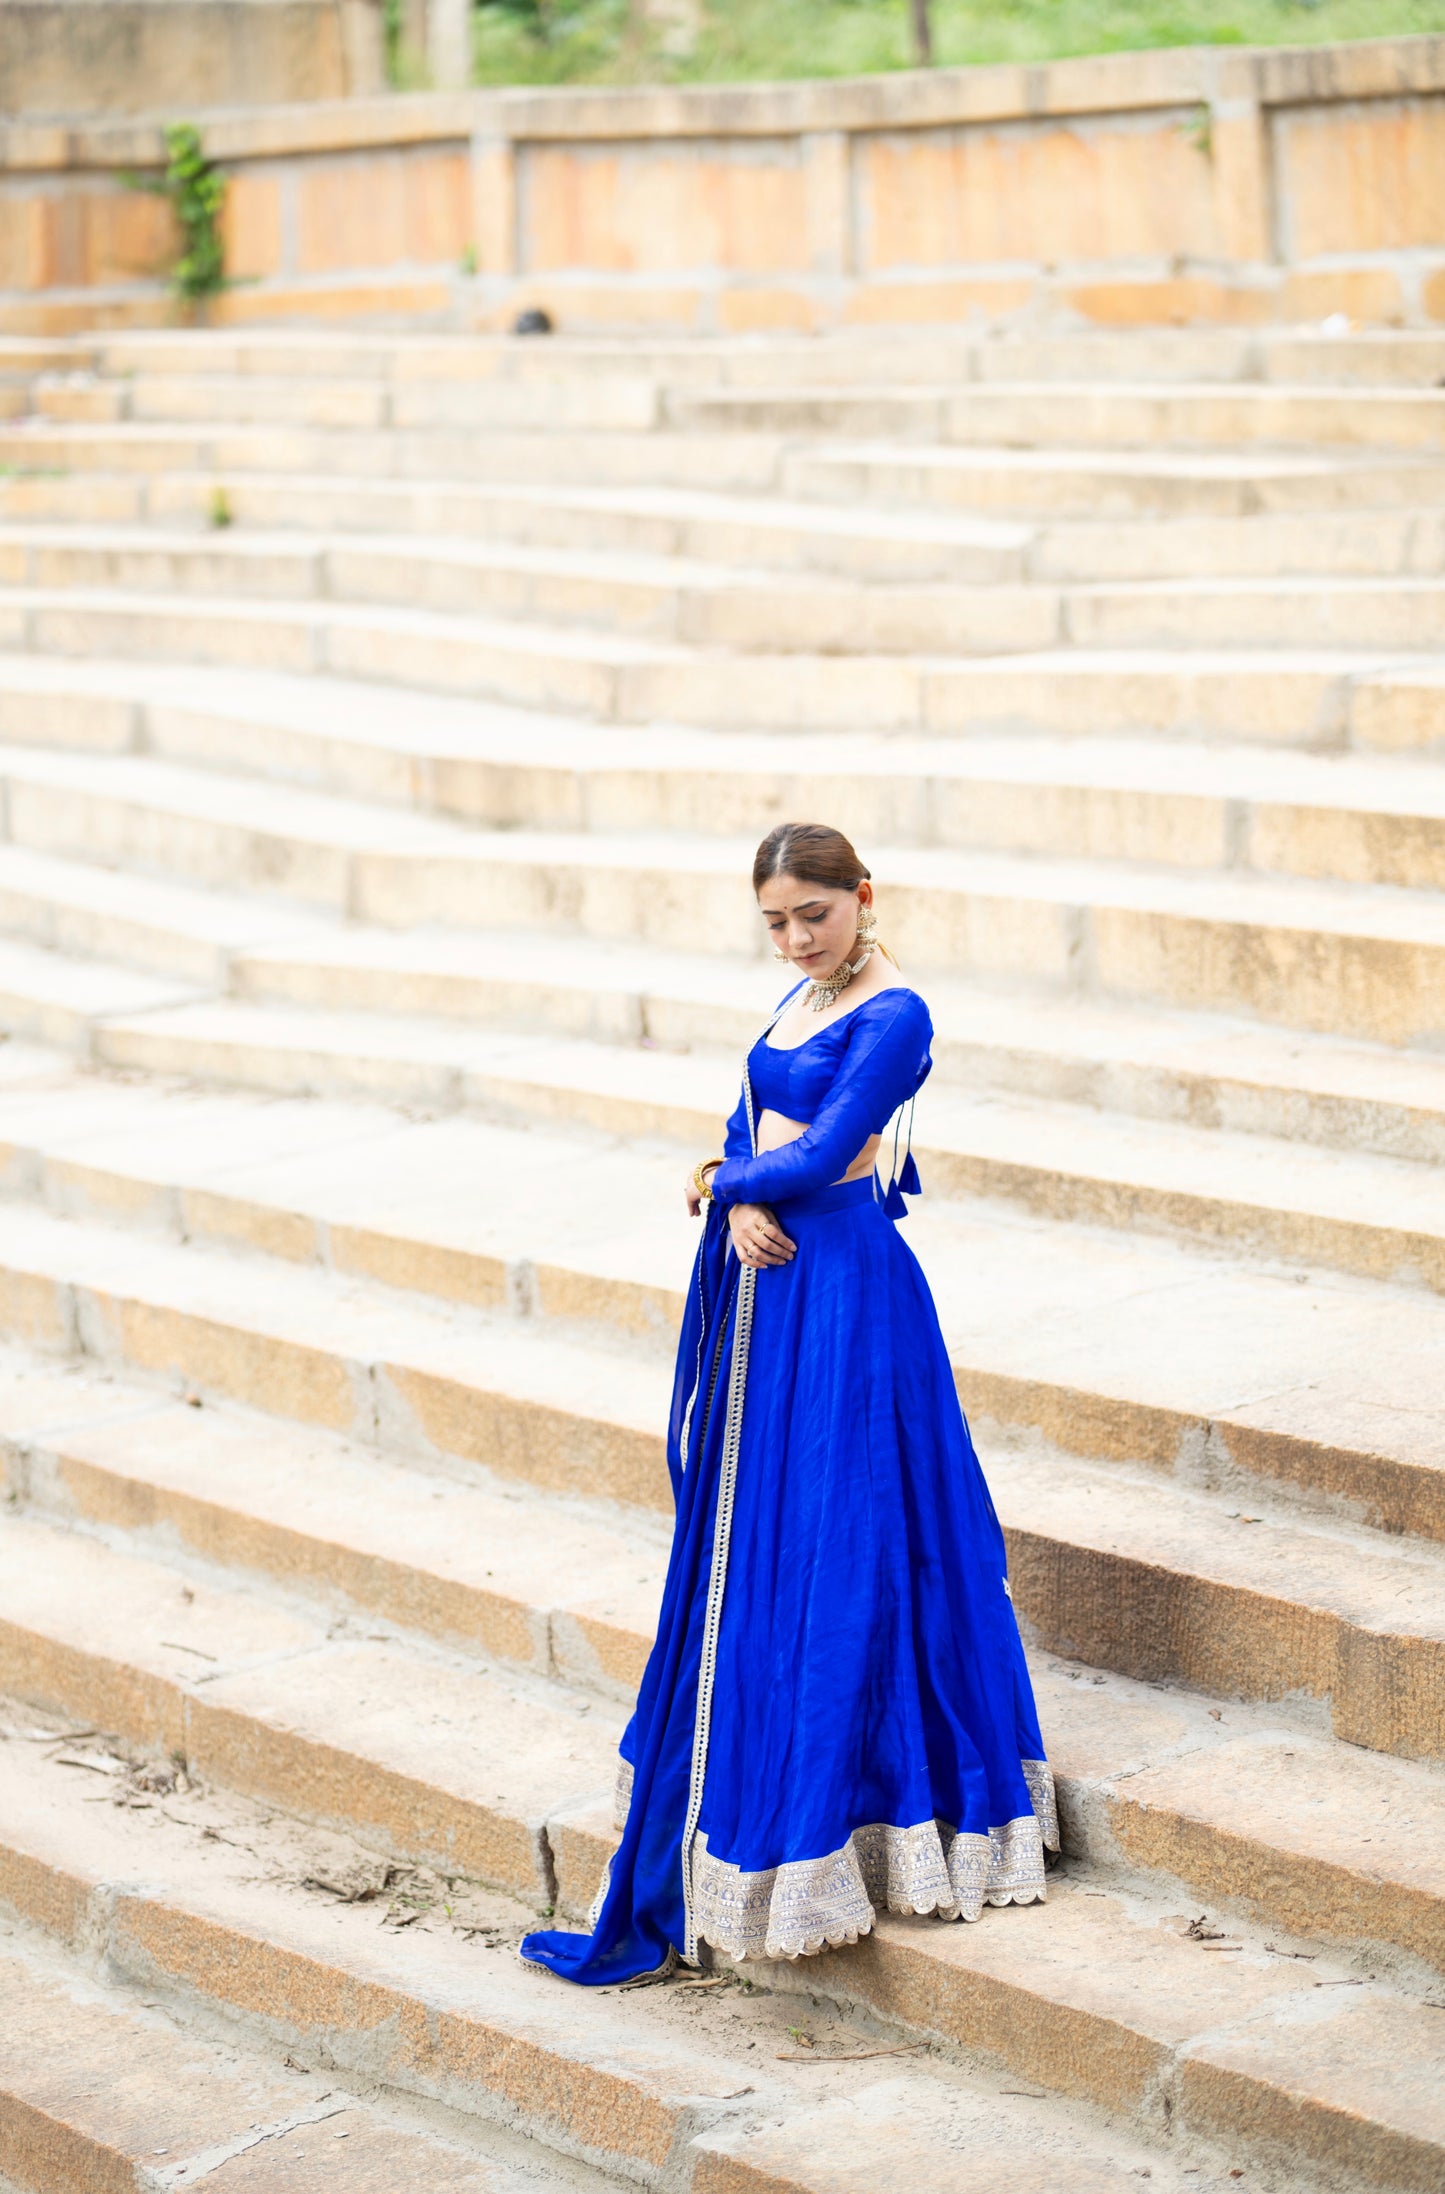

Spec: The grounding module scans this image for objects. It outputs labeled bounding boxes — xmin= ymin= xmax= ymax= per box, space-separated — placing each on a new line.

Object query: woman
xmin=522 ymin=824 xmax=1056 ymax=1985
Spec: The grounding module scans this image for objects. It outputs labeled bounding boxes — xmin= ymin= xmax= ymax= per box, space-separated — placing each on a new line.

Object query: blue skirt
xmin=522 ymin=1177 xmax=1056 ymax=1984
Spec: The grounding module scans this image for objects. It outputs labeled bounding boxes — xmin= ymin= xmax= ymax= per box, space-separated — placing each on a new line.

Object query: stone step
xmin=0 ymin=934 xmax=202 ymax=1049
xmin=0 ymin=841 xmax=331 ymax=983
xmin=0 ymin=1925 xmax=1181 ymax=2194
xmin=0 ymin=523 xmax=1072 ymax=657
xmin=10 ymin=420 xmax=1445 ymax=520
xmin=33 ymin=369 xmax=667 ymax=434
xmin=151 ymin=474 xmax=1041 ymax=586
xmin=0 ymin=583 xmax=690 ymax=721
xmin=0 ymin=1194 xmax=672 ymax=1509
xmin=0 ymin=1049 xmax=1439 ymax=1539
xmin=5 ymin=1342 xmax=1438 ymax=2000
xmin=0 ymin=1192 xmax=1440 ymax=1759
xmin=2 ymin=1342 xmax=1445 ymax=1983
xmin=41 ymin=373 xmax=1445 ymax=456
xmin=8 ymin=703 xmax=1445 ymax=891
xmin=5 ymin=759 xmax=1442 ymax=1041
xmin=47 ymin=467 xmax=1445 ymax=587
xmin=13 ymin=522 xmax=1445 ymax=654
xmin=787 ymin=441 xmax=1445 ymax=520
xmin=6 ymin=632 xmax=1442 ymax=755
xmin=6 ymin=815 xmax=1445 ymax=1073
xmin=0 ymin=1732 xmax=1312 ymax=2194
xmin=0 ymin=1505 xmax=627 ymax=1910
xmin=219 ymin=940 xmax=1445 ymax=1168
xmin=1253 ymin=332 xmax=1445 ymax=388
xmin=21 ymin=983 xmax=1443 ymax=1295
xmin=84 ymin=324 xmax=1445 ymax=389
xmin=0 ymin=1349 xmax=665 ymax=1703
xmin=666 ymin=384 xmax=1445 ymax=453
xmin=4 ymin=1040 xmax=1436 ymax=1543
xmin=0 ymin=339 xmax=84 ymax=376
xmin=66 ymin=328 xmax=1261 ymax=390
xmin=10 ymin=865 xmax=1445 ymax=1172
xmin=0 ymin=421 xmax=796 ymax=495
xmin=6 ymin=1346 xmax=1445 ymax=1982
xmin=0 ymin=1927 xmax=540 ymax=2194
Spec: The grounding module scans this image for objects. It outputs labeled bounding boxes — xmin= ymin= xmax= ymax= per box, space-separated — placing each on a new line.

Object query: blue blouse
xmin=709 ymin=985 xmax=933 ymax=1210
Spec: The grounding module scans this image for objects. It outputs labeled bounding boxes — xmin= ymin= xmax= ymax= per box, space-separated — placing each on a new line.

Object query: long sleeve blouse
xmin=709 ymin=985 xmax=933 ymax=1209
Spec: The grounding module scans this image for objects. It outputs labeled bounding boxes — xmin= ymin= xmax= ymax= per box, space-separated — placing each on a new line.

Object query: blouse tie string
xmin=880 ymin=1092 xmax=921 ymax=1221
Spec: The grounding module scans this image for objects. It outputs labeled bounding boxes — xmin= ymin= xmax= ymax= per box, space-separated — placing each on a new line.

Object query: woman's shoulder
xmin=847 ymin=981 xmax=931 ymax=1035
xmin=814 ymin=983 xmax=932 ymax=1063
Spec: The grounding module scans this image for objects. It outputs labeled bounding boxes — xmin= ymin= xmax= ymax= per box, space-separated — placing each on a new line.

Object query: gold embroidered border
xmin=613 ymin=1753 xmax=634 ymax=1832
xmin=689 ymin=1763 xmax=1058 ymax=1963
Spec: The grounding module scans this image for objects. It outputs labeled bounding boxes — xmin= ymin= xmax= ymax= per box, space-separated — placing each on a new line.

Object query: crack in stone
xmin=149 ymin=2095 xmax=346 ymax=2187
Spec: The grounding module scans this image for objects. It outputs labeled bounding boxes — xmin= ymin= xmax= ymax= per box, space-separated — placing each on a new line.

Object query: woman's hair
xmin=752 ymin=823 xmax=870 ymax=896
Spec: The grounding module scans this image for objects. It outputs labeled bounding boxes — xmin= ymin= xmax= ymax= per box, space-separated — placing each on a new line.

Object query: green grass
xmin=470 ymin=0 xmax=1445 ymax=89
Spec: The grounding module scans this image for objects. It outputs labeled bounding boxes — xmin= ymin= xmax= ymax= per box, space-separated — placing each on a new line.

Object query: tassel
xmin=882 ymin=1178 xmax=909 ymax=1220
xmin=899 ymin=1150 xmax=922 ymax=1197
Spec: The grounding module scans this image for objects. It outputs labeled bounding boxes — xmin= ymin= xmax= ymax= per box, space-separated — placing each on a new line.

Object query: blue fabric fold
xmin=521 ymin=982 xmax=1052 ymax=1986
xmin=521 ymin=1196 xmax=740 ymax=1984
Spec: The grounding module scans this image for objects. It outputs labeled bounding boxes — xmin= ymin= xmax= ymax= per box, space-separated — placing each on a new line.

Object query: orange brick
xmin=1279 ymin=266 xmax=1404 ymax=327
xmin=296 ymin=149 xmax=469 ymax=276
xmin=1279 ymin=97 xmax=1445 ymax=256
xmin=521 ymin=144 xmax=809 ymax=276
xmin=843 ymin=278 xmax=1035 ymax=327
xmin=403 ymin=151 xmax=470 ymax=265
xmin=857 ymin=118 xmax=1219 ymax=273
xmin=1062 ymin=275 xmax=1273 ymax=327
xmin=210 ymin=278 xmax=453 ymax=325
xmin=717 ymin=285 xmax=816 ymax=334
xmin=0 ymin=197 xmax=47 ymax=291
xmin=221 ymin=171 xmax=283 ymax=284
xmin=86 ymin=191 xmax=176 ymax=287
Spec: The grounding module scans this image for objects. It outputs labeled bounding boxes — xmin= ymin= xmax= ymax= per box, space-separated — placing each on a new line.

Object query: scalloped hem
xmin=689 ymin=1795 xmax=1056 ymax=1966
xmin=700 ymin=1879 xmax=1050 ymax=1964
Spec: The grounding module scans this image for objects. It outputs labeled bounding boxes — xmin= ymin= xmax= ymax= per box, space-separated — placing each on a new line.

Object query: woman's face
xmin=758 ymin=872 xmax=871 ymax=980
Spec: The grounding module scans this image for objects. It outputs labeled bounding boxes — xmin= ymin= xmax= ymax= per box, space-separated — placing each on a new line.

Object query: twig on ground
xmin=776 ymin=2040 xmax=924 ymax=2063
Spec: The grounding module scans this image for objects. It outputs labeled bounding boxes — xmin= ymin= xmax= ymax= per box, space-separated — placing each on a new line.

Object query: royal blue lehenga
xmin=521 ymin=983 xmax=1057 ymax=1984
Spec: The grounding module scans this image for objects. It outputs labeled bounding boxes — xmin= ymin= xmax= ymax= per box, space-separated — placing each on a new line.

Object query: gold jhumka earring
xmin=801 ymin=901 xmax=880 ymax=1011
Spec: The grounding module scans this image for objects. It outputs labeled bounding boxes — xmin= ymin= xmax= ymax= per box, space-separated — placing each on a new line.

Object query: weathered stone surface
xmin=0 ymin=1952 xmax=305 ymax=2190
xmin=0 ymin=313 xmax=1442 ymax=2194
xmin=1104 ymin=1732 xmax=1445 ymax=1970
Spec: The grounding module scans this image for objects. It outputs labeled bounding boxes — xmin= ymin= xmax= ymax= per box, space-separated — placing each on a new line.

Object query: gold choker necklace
xmin=804 ymin=944 xmax=874 ymax=1012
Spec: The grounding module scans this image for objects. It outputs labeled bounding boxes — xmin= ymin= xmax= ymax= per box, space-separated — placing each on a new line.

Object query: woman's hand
xmin=684 ymin=1162 xmax=718 ymax=1219
xmin=728 ymin=1203 xmax=797 ymax=1268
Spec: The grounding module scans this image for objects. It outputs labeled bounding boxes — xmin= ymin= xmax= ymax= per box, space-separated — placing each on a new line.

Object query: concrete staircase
xmin=0 ymin=321 xmax=1442 ymax=2194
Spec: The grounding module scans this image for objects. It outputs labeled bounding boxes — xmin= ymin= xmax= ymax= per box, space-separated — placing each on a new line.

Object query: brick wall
xmin=2 ymin=34 xmax=1442 ymax=333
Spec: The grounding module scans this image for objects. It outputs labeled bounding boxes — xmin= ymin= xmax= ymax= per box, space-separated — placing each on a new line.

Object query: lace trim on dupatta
xmin=1021 ymin=1756 xmax=1059 ymax=1851
xmin=690 ymin=1763 xmax=1058 ymax=1962
xmin=675 ymin=992 xmax=793 ymax=1963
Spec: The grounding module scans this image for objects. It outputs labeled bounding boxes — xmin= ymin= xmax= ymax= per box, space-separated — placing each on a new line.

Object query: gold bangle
xmin=693 ymin=1157 xmax=723 ymax=1205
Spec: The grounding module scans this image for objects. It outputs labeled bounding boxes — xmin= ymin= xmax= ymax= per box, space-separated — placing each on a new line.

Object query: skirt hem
xmin=690 ymin=1791 xmax=1055 ymax=1965
xmin=701 ymin=1880 xmax=1049 ymax=1965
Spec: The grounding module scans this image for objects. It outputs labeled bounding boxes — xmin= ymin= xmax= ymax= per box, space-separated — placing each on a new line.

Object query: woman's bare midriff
xmin=756 ymin=1110 xmax=879 ymax=1186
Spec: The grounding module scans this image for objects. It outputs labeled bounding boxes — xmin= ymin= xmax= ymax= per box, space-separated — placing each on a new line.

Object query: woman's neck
xmin=783 ymin=945 xmax=896 ymax=1026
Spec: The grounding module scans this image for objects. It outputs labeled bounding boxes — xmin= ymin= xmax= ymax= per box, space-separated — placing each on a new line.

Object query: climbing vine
xmin=125 ymin=124 xmax=228 ymax=304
